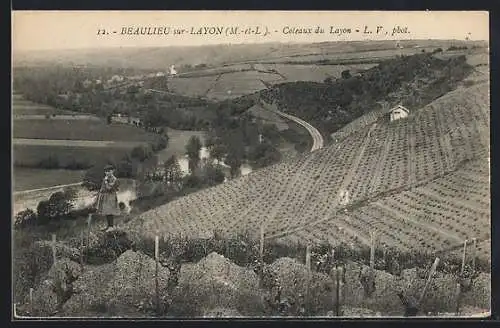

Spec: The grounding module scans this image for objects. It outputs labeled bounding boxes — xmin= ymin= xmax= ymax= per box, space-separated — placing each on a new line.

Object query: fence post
xmin=51 ymin=234 xmax=57 ymax=265
xmin=155 ymin=235 xmax=160 ymax=315
xmin=418 ymin=257 xmax=440 ymax=306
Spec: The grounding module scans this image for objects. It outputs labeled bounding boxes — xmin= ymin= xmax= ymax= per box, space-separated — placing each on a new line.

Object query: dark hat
xmin=104 ymin=164 xmax=115 ymax=171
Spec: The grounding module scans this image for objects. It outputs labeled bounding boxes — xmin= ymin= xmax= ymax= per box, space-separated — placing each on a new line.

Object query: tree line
xmin=259 ymin=52 xmax=473 ymax=137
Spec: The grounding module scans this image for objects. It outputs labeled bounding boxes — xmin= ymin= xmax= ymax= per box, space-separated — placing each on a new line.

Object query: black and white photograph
xmin=11 ymin=11 xmax=490 ymax=319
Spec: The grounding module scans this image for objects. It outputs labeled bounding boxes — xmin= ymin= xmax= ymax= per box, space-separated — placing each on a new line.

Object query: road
xmin=273 ymin=109 xmax=324 ymax=152
xmin=260 ymin=100 xmax=324 ymax=152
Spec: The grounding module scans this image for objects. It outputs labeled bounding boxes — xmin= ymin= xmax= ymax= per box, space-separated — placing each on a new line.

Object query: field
xmin=13 ymin=168 xmax=85 ymax=192
xmin=13 ymin=119 xmax=160 ymax=142
xmin=12 ymin=94 xmax=80 ymax=116
xmin=13 ymin=111 xmax=161 ymax=173
xmin=13 ymin=144 xmax=138 ymax=168
xmin=168 ymin=63 xmax=377 ymax=99
xmin=127 ymin=82 xmax=490 ymax=263
xmin=156 ymin=128 xmax=207 ymax=163
xmin=246 ymin=104 xmax=289 ymax=131
xmin=167 ymin=76 xmax=219 ymax=98
xmin=206 ymin=71 xmax=282 ymax=100
xmin=267 ymin=63 xmax=377 ymax=83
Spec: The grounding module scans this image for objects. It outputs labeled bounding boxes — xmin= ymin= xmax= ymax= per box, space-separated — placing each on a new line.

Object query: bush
xmin=37 ymin=155 xmax=60 ymax=169
xmin=65 ymin=158 xmax=91 ymax=170
xmin=83 ymin=230 xmax=133 ymax=265
xmin=13 ymin=232 xmax=54 ymax=304
xmin=14 ymin=209 xmax=37 ymax=229
xmin=131 ymin=145 xmax=153 ymax=162
xmin=36 ymin=189 xmax=75 ymax=224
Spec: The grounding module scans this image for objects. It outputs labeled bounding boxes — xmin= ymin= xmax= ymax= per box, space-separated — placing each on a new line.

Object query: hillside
xmin=126 ymin=82 xmax=489 ymax=262
xmin=258 ymin=51 xmax=478 ymax=138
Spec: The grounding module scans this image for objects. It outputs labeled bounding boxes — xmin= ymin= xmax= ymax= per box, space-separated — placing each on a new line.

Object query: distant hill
xmin=13 ymin=40 xmax=487 ymax=70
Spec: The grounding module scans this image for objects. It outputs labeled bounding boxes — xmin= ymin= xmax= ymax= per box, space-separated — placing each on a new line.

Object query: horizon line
xmin=13 ymin=38 xmax=488 ymax=54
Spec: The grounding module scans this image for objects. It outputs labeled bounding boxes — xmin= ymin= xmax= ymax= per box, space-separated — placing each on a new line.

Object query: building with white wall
xmin=389 ymin=105 xmax=410 ymax=122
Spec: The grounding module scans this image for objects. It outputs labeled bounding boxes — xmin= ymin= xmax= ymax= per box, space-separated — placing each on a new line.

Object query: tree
xmin=225 ymin=147 xmax=242 ymax=179
xmin=209 ymin=142 xmax=227 ymax=164
xmin=164 ymin=155 xmax=182 ymax=189
xmin=201 ymin=161 xmax=225 ymax=186
xmin=341 ymin=70 xmax=352 ymax=79
xmin=185 ymin=136 xmax=202 ymax=174
xmin=248 ymin=142 xmax=282 ymax=169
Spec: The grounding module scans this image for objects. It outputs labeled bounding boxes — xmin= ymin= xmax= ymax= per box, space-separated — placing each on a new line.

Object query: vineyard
xmin=127 ymin=82 xmax=490 ymax=263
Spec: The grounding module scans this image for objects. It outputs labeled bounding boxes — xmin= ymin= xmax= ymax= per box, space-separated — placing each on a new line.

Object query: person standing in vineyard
xmin=95 ymin=165 xmax=120 ymax=232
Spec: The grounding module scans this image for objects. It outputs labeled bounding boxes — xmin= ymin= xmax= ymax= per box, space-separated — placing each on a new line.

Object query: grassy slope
xmin=13 ymin=168 xmax=86 ymax=191
xmin=126 ymin=82 xmax=489 ymax=262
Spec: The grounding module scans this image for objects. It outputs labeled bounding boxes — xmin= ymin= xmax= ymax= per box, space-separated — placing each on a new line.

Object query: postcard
xmin=11 ymin=10 xmax=490 ymax=319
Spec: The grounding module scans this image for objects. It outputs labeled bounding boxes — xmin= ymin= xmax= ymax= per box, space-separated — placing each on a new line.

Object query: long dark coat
xmin=96 ymin=174 xmax=120 ymax=216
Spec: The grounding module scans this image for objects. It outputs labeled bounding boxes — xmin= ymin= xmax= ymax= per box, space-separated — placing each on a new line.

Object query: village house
xmin=388 ymin=104 xmax=410 ymax=122
xmin=110 ymin=113 xmax=141 ymax=126
xmin=82 ymin=79 xmax=93 ymax=88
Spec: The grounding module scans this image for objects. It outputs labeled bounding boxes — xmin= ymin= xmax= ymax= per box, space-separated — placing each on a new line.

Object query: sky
xmin=12 ymin=11 xmax=489 ymax=52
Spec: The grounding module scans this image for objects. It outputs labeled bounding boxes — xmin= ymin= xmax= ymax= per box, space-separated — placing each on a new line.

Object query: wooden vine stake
xmin=51 ymin=234 xmax=57 ymax=266
xmin=461 ymin=240 xmax=468 ymax=274
xmin=471 ymin=238 xmax=477 ymax=273
xmin=455 ymin=240 xmax=469 ymax=315
xmin=155 ymin=235 xmax=160 ymax=315
xmin=369 ymin=231 xmax=376 ymax=293
xmin=305 ymin=245 xmax=311 ymax=307
xmin=79 ymin=230 xmax=85 ymax=271
xmin=305 ymin=245 xmax=311 ymax=271
xmin=259 ymin=224 xmax=265 ymax=261
xmin=337 ymin=266 xmax=344 ymax=317
xmin=418 ymin=257 xmax=440 ymax=306
xmin=331 ymin=267 xmax=339 ymax=316
xmin=87 ymin=214 xmax=92 ymax=246
xmin=370 ymin=231 xmax=376 ymax=271
xmin=29 ymin=288 xmax=34 ymax=316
